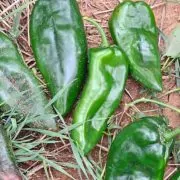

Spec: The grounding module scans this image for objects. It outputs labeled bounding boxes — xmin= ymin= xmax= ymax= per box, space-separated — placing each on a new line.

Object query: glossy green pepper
xmin=171 ymin=171 xmax=180 ymax=180
xmin=0 ymin=125 xmax=22 ymax=180
xmin=0 ymin=32 xmax=57 ymax=130
xmin=105 ymin=116 xmax=180 ymax=180
xmin=30 ymin=0 xmax=87 ymax=116
xmin=109 ymin=1 xmax=162 ymax=91
xmin=71 ymin=18 xmax=128 ymax=155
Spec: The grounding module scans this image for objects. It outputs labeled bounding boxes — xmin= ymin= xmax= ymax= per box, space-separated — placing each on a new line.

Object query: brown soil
xmin=0 ymin=0 xmax=180 ymax=180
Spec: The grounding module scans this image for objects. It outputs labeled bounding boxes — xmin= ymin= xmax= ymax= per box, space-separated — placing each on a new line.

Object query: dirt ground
xmin=0 ymin=0 xmax=180 ymax=180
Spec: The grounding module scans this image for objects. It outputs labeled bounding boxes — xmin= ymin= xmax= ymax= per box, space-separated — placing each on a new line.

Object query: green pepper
xmin=171 ymin=171 xmax=180 ymax=180
xmin=105 ymin=116 xmax=180 ymax=180
xmin=109 ymin=1 xmax=162 ymax=91
xmin=0 ymin=32 xmax=57 ymax=130
xmin=30 ymin=0 xmax=87 ymax=116
xmin=0 ymin=125 xmax=22 ymax=180
xmin=71 ymin=18 xmax=128 ymax=155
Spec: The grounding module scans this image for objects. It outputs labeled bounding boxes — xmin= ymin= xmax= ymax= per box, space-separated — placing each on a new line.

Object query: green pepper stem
xmin=83 ymin=17 xmax=109 ymax=47
xmin=164 ymin=128 xmax=180 ymax=142
xmin=125 ymin=98 xmax=180 ymax=114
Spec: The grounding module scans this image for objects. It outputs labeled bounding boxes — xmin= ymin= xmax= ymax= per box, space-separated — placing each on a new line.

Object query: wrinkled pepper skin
xmin=0 ymin=125 xmax=22 ymax=180
xmin=105 ymin=117 xmax=173 ymax=180
xmin=30 ymin=0 xmax=87 ymax=116
xmin=0 ymin=32 xmax=57 ymax=130
xmin=171 ymin=171 xmax=180 ymax=180
xmin=109 ymin=1 xmax=162 ymax=91
xmin=71 ymin=46 xmax=128 ymax=155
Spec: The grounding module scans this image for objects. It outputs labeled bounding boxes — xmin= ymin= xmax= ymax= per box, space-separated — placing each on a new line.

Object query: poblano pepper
xmin=105 ymin=116 xmax=180 ymax=180
xmin=0 ymin=32 xmax=57 ymax=130
xmin=71 ymin=18 xmax=128 ymax=155
xmin=109 ymin=1 xmax=162 ymax=91
xmin=0 ymin=125 xmax=22 ymax=180
xmin=30 ymin=0 xmax=87 ymax=116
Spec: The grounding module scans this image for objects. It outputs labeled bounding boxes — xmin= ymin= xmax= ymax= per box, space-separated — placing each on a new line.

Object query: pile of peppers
xmin=0 ymin=0 xmax=179 ymax=179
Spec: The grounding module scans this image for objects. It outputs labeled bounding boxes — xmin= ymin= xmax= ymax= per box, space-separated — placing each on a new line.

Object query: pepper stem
xmin=83 ymin=17 xmax=109 ymax=47
xmin=164 ymin=128 xmax=180 ymax=142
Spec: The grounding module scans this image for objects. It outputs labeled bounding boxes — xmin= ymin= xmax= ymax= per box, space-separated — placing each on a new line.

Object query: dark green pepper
xmin=71 ymin=18 xmax=128 ymax=155
xmin=30 ymin=0 xmax=87 ymax=116
xmin=171 ymin=171 xmax=180 ymax=180
xmin=109 ymin=1 xmax=162 ymax=91
xmin=0 ymin=125 xmax=22 ymax=180
xmin=105 ymin=116 xmax=180 ymax=180
xmin=0 ymin=32 xmax=57 ymax=130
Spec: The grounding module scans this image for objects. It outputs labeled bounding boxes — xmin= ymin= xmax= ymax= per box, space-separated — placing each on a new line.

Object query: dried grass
xmin=0 ymin=0 xmax=180 ymax=179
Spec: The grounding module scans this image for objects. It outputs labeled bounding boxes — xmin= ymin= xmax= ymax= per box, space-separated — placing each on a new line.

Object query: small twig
xmin=100 ymin=165 xmax=106 ymax=179
xmin=0 ymin=0 xmax=21 ymax=17
xmin=159 ymin=88 xmax=180 ymax=98
xmin=52 ymin=143 xmax=71 ymax=153
xmin=98 ymin=137 xmax=103 ymax=168
xmin=165 ymin=168 xmax=177 ymax=180
xmin=49 ymin=166 xmax=54 ymax=180
xmin=168 ymin=163 xmax=180 ymax=166
xmin=94 ymin=9 xmax=114 ymax=15
xmin=162 ymin=58 xmax=176 ymax=72
xmin=151 ymin=2 xmax=165 ymax=9
xmin=85 ymin=24 xmax=108 ymax=28
xmin=125 ymin=89 xmax=141 ymax=112
xmin=125 ymin=89 xmax=134 ymax=101
xmin=21 ymin=49 xmax=32 ymax=57
xmin=125 ymin=112 xmax=133 ymax=120
xmin=161 ymin=57 xmax=171 ymax=71
xmin=27 ymin=164 xmax=44 ymax=177
xmin=97 ymin=144 xmax=108 ymax=152
xmin=125 ymin=98 xmax=180 ymax=114
xmin=1 ymin=19 xmax=11 ymax=28
xmin=113 ymin=110 xmax=125 ymax=140
xmin=25 ymin=161 xmax=39 ymax=172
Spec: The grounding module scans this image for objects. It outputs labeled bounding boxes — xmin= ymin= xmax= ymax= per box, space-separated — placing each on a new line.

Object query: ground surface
xmin=0 ymin=0 xmax=180 ymax=180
